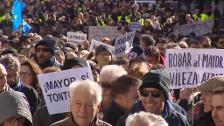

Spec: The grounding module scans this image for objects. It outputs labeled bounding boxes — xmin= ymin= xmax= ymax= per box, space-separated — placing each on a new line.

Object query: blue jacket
xmin=116 ymin=100 xmax=190 ymax=126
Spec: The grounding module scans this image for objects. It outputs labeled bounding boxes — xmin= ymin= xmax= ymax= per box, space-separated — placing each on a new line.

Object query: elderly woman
xmin=50 ymin=80 xmax=111 ymax=126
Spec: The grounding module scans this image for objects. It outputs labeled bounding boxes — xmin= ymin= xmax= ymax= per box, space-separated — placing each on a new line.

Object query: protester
xmin=0 ymin=54 xmax=39 ymax=116
xmin=35 ymin=38 xmax=61 ymax=69
xmin=194 ymin=76 xmax=224 ymax=126
xmin=0 ymin=91 xmax=32 ymax=126
xmin=0 ymin=63 xmax=12 ymax=93
xmin=103 ymin=75 xmax=141 ymax=125
xmin=211 ymin=90 xmax=224 ymax=126
xmin=116 ymin=69 xmax=189 ymax=126
xmin=50 ymin=80 xmax=111 ymax=126
xmin=125 ymin=111 xmax=168 ymax=126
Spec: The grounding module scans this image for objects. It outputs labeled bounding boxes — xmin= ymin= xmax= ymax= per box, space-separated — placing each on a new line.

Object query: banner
xmin=89 ymin=39 xmax=115 ymax=54
xmin=67 ymin=32 xmax=87 ymax=44
xmin=88 ymin=26 xmax=120 ymax=41
xmin=129 ymin=22 xmax=142 ymax=31
xmin=11 ymin=0 xmax=26 ymax=32
xmin=38 ymin=67 xmax=94 ymax=115
xmin=165 ymin=49 xmax=224 ymax=89
xmin=174 ymin=20 xmax=214 ymax=37
xmin=114 ymin=31 xmax=135 ymax=57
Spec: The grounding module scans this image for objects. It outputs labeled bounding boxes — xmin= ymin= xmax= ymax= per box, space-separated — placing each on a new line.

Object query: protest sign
xmin=67 ymin=32 xmax=87 ymax=44
xmin=114 ymin=31 xmax=135 ymax=57
xmin=174 ymin=20 xmax=214 ymax=36
xmin=38 ymin=67 xmax=93 ymax=115
xmin=165 ymin=49 xmax=224 ymax=89
xmin=129 ymin=22 xmax=142 ymax=31
xmin=88 ymin=26 xmax=120 ymax=41
xmin=89 ymin=39 xmax=115 ymax=54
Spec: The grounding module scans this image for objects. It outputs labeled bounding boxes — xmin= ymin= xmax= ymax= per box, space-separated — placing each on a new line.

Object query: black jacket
xmin=193 ymin=111 xmax=215 ymax=126
xmin=116 ymin=100 xmax=190 ymax=126
xmin=103 ymin=102 xmax=127 ymax=125
xmin=14 ymin=82 xmax=39 ymax=116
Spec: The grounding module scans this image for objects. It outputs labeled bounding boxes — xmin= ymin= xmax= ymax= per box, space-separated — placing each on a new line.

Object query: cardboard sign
xmin=174 ymin=20 xmax=214 ymax=36
xmin=88 ymin=26 xmax=120 ymax=41
xmin=129 ymin=22 xmax=142 ymax=31
xmin=165 ymin=49 xmax=224 ymax=89
xmin=38 ymin=67 xmax=94 ymax=115
xmin=67 ymin=32 xmax=87 ymax=44
xmin=114 ymin=31 xmax=135 ymax=57
xmin=89 ymin=39 xmax=115 ymax=54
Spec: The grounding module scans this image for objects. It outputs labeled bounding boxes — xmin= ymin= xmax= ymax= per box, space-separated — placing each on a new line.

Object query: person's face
xmin=217 ymin=38 xmax=224 ymax=49
xmin=140 ymin=88 xmax=165 ymax=115
xmin=199 ymin=39 xmax=211 ymax=48
xmin=212 ymin=94 xmax=224 ymax=126
xmin=6 ymin=68 xmax=20 ymax=88
xmin=123 ymin=85 xmax=140 ymax=110
xmin=145 ymin=56 xmax=159 ymax=66
xmin=0 ymin=65 xmax=7 ymax=91
xmin=20 ymin=65 xmax=34 ymax=85
xmin=200 ymin=91 xmax=213 ymax=112
xmin=2 ymin=117 xmax=25 ymax=126
xmin=71 ymin=89 xmax=100 ymax=126
xmin=55 ymin=53 xmax=65 ymax=64
xmin=36 ymin=45 xmax=53 ymax=64
xmin=155 ymin=43 xmax=165 ymax=56
xmin=96 ymin=51 xmax=112 ymax=66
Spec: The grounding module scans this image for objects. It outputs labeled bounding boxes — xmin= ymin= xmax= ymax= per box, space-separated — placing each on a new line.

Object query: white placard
xmin=174 ymin=20 xmax=214 ymax=36
xmin=88 ymin=26 xmax=120 ymax=41
xmin=114 ymin=31 xmax=135 ymax=57
xmin=38 ymin=67 xmax=94 ymax=115
xmin=89 ymin=39 xmax=115 ymax=54
xmin=67 ymin=32 xmax=87 ymax=44
xmin=165 ymin=49 xmax=224 ymax=89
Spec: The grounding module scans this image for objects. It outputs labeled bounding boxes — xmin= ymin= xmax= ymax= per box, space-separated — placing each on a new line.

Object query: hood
xmin=0 ymin=91 xmax=32 ymax=124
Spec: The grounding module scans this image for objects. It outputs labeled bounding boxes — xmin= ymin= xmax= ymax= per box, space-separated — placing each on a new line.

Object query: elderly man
xmin=211 ymin=90 xmax=224 ymax=126
xmin=125 ymin=111 xmax=168 ymax=126
xmin=50 ymin=80 xmax=111 ymax=126
xmin=0 ymin=63 xmax=12 ymax=93
xmin=194 ymin=76 xmax=224 ymax=126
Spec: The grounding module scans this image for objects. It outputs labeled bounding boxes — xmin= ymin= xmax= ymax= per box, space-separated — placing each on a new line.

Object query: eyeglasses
xmin=140 ymin=89 xmax=162 ymax=98
xmin=36 ymin=47 xmax=51 ymax=52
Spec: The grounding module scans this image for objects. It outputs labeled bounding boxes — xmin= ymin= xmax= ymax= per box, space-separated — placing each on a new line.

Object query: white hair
xmin=99 ymin=65 xmax=127 ymax=83
xmin=69 ymin=80 xmax=102 ymax=105
xmin=126 ymin=111 xmax=168 ymax=126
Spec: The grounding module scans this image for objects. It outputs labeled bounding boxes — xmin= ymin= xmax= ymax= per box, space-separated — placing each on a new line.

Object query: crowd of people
xmin=0 ymin=0 xmax=224 ymax=126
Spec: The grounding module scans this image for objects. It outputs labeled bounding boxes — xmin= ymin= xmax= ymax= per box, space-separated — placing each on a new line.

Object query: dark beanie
xmin=129 ymin=46 xmax=144 ymax=59
xmin=35 ymin=39 xmax=56 ymax=54
xmin=140 ymin=69 xmax=170 ymax=100
xmin=95 ymin=44 xmax=112 ymax=57
xmin=62 ymin=57 xmax=87 ymax=70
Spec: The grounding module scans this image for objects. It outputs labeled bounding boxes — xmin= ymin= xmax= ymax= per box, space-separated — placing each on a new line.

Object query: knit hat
xmin=35 ymin=39 xmax=56 ymax=54
xmin=62 ymin=57 xmax=87 ymax=70
xmin=140 ymin=69 xmax=171 ymax=100
xmin=197 ymin=76 xmax=224 ymax=92
xmin=95 ymin=44 xmax=112 ymax=57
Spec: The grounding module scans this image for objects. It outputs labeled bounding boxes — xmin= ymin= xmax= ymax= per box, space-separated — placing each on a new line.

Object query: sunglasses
xmin=140 ymin=89 xmax=162 ymax=98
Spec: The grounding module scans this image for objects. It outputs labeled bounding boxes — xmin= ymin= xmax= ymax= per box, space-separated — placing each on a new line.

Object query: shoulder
xmin=97 ymin=119 xmax=112 ymax=126
xmin=50 ymin=117 xmax=71 ymax=126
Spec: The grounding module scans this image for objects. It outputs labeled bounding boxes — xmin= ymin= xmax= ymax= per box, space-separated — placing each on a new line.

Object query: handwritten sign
xmin=89 ymin=39 xmax=115 ymax=54
xmin=88 ymin=26 xmax=120 ymax=41
xmin=114 ymin=31 xmax=135 ymax=57
xmin=67 ymin=32 xmax=87 ymax=44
